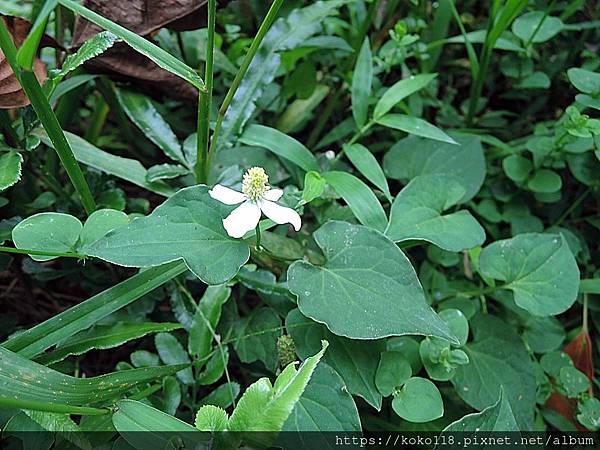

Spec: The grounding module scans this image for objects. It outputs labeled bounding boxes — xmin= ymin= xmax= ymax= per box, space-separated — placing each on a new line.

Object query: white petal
xmin=259 ymin=200 xmax=301 ymax=231
xmin=263 ymin=188 xmax=283 ymax=201
xmin=209 ymin=184 xmax=246 ymax=205
xmin=222 ymin=201 xmax=262 ymax=238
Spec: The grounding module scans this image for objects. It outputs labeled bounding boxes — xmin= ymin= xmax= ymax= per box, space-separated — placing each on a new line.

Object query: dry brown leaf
xmin=71 ymin=0 xmax=219 ymax=101
xmin=0 ymin=16 xmax=48 ymax=109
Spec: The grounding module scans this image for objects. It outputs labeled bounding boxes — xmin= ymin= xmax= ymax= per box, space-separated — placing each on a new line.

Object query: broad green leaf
xmin=512 ymin=11 xmax=563 ymax=43
xmin=78 ymin=209 xmax=130 ymax=252
xmin=377 ymin=114 xmax=458 ymax=145
xmin=540 ymin=351 xmax=573 ymax=378
xmin=197 ymin=348 xmax=229 ymax=386
xmin=351 ymin=38 xmax=372 ymax=128
xmin=568 ymin=68 xmax=600 ymax=95
xmin=2 ymin=261 xmax=187 ymax=358
xmin=117 ymin=90 xmax=186 ymax=166
xmin=227 ymin=341 xmax=327 ymax=433
xmin=322 ymin=172 xmax=387 ymax=232
xmin=452 ymin=314 xmax=536 ymax=429
xmin=515 ymin=71 xmax=550 ymax=90
xmin=162 ymin=376 xmax=181 ymax=415
xmin=479 ymin=233 xmax=579 ymax=316
xmin=384 ymin=135 xmax=486 ymax=202
xmin=441 ymin=389 xmax=519 ymax=433
xmin=344 ymin=143 xmax=391 ymax=200
xmin=188 ymin=285 xmax=231 ymax=360
xmin=58 ymin=0 xmax=204 ymax=89
xmin=0 ymin=150 xmax=23 ymax=191
xmin=503 ymin=154 xmax=532 ymax=182
xmin=527 ymin=169 xmax=562 ymax=193
xmin=376 ymin=351 xmax=412 ymax=397
xmin=391 ymin=377 xmax=443 ymax=423
xmin=301 ymin=171 xmax=327 ymax=204
xmin=12 ymin=212 xmax=82 ymax=261
xmin=287 ymin=221 xmax=457 ymax=342
xmin=36 ymin=322 xmax=182 ymax=365
xmin=36 ymin=130 xmax=175 ymax=197
xmin=239 ymin=124 xmax=319 ymax=172
xmin=373 ymin=73 xmax=437 ymax=119
xmin=218 ymin=1 xmax=349 ymax=149
xmin=280 ymin=363 xmax=360 ymax=448
xmin=112 ymin=400 xmax=207 ymax=450
xmin=86 ymin=185 xmax=250 ymax=285
xmin=55 ymin=31 xmax=117 ymax=80
xmin=0 ymin=347 xmax=186 ymax=411
xmin=559 ymin=367 xmax=590 ymax=397
xmin=25 ymin=410 xmax=92 ymax=450
xmin=439 ymin=309 xmax=469 ymax=346
xmin=233 ymin=307 xmax=282 ymax=371
xmin=286 ymin=309 xmax=383 ymax=410
xmin=155 ymin=332 xmax=194 ymax=385
xmin=385 ymin=174 xmax=485 ymax=251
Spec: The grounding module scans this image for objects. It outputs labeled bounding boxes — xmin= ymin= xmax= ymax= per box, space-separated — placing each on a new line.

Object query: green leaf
xmin=280 ymin=363 xmax=360 ymax=446
xmin=287 ymin=221 xmax=457 ymax=342
xmin=301 ymin=171 xmax=327 ymax=204
xmin=452 ymin=314 xmax=536 ymax=429
xmin=527 ymin=169 xmax=562 ymax=193
xmin=377 ymin=114 xmax=458 ymax=145
xmin=344 ymin=143 xmax=391 ymax=200
xmin=188 ymin=285 xmax=231 ymax=360
xmin=351 ymin=38 xmax=372 ymax=128
xmin=385 ymin=174 xmax=485 ymax=251
xmin=0 ymin=346 xmax=187 ymax=411
xmin=376 ymin=351 xmax=412 ymax=397
xmin=78 ymin=209 xmax=130 ymax=252
xmin=155 ymin=332 xmax=194 ymax=385
xmin=36 ymin=322 xmax=182 ymax=365
xmin=286 ymin=309 xmax=383 ymax=410
xmin=479 ymin=233 xmax=579 ymax=316
xmin=25 ymin=410 xmax=93 ymax=450
xmin=515 ymin=71 xmax=550 ymax=90
xmin=384 ymin=135 xmax=485 ymax=202
xmin=112 ymin=400 xmax=206 ymax=449
xmin=233 ymin=307 xmax=282 ymax=371
xmin=512 ymin=11 xmax=563 ymax=43
xmin=322 ymin=171 xmax=387 ymax=232
xmin=12 ymin=212 xmax=82 ymax=261
xmin=373 ymin=73 xmax=437 ymax=119
xmin=391 ymin=377 xmax=443 ymax=423
xmin=227 ymin=340 xmax=327 ymax=433
xmin=36 ymin=130 xmax=175 ymax=197
xmin=58 ymin=0 xmax=204 ymax=89
xmin=146 ymin=164 xmax=189 ymax=182
xmin=568 ymin=68 xmax=600 ymax=95
xmin=239 ymin=124 xmax=319 ymax=172
xmin=503 ymin=154 xmax=532 ymax=182
xmin=195 ymin=405 xmax=228 ymax=432
xmin=86 ymin=185 xmax=250 ymax=285
xmin=55 ymin=31 xmax=117 ymax=80
xmin=218 ymin=0 xmax=349 ymax=149
xmin=0 ymin=150 xmax=23 ymax=191
xmin=2 ymin=261 xmax=187 ymax=358
xmin=580 ymin=278 xmax=600 ymax=294
xmin=442 ymin=389 xmax=519 ymax=432
xmin=559 ymin=367 xmax=590 ymax=397
xmin=116 ymin=90 xmax=186 ymax=166
xmin=15 ymin=0 xmax=56 ymax=69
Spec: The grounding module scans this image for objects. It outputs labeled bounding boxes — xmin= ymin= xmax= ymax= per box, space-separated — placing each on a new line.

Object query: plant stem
xmin=0 ymin=246 xmax=85 ymax=259
xmin=206 ymin=0 xmax=284 ymax=172
xmin=555 ymin=188 xmax=590 ymax=227
xmin=255 ymin=223 xmax=262 ymax=250
xmin=195 ymin=0 xmax=216 ymax=184
xmin=582 ymin=294 xmax=589 ymax=334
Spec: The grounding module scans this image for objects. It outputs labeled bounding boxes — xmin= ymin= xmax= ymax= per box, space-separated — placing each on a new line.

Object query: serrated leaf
xmin=86 ymin=185 xmax=250 ymax=285
xmin=56 ymin=31 xmax=117 ymax=79
xmin=288 ymin=221 xmax=456 ymax=342
xmin=0 ymin=150 xmax=23 ymax=191
xmin=385 ymin=174 xmax=485 ymax=251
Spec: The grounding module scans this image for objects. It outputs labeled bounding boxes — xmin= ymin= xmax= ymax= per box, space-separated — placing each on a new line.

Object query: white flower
xmin=209 ymin=167 xmax=301 ymax=238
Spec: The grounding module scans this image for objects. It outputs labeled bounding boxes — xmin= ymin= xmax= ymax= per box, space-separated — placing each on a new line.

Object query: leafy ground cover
xmin=0 ymin=0 xmax=599 ymax=447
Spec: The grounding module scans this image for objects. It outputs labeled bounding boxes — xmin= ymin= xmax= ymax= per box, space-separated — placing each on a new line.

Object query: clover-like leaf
xmin=287 ymin=221 xmax=457 ymax=342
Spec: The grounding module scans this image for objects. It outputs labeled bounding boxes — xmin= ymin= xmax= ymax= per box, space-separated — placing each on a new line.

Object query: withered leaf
xmin=0 ymin=16 xmax=48 ymax=109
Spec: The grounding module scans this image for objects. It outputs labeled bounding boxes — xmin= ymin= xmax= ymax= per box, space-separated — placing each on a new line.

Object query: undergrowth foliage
xmin=0 ymin=0 xmax=599 ymax=447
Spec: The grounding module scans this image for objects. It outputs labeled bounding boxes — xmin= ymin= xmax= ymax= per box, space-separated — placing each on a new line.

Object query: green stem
xmin=554 ymin=188 xmax=590 ymax=227
xmin=582 ymin=294 xmax=589 ymax=334
xmin=84 ymin=95 xmax=109 ymax=145
xmin=255 ymin=223 xmax=262 ymax=250
xmin=206 ymin=0 xmax=284 ymax=172
xmin=195 ymin=0 xmax=216 ymax=184
xmin=0 ymin=246 xmax=85 ymax=259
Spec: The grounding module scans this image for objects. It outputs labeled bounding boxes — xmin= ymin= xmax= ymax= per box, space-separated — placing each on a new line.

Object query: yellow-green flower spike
xmin=242 ymin=167 xmax=270 ymax=201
